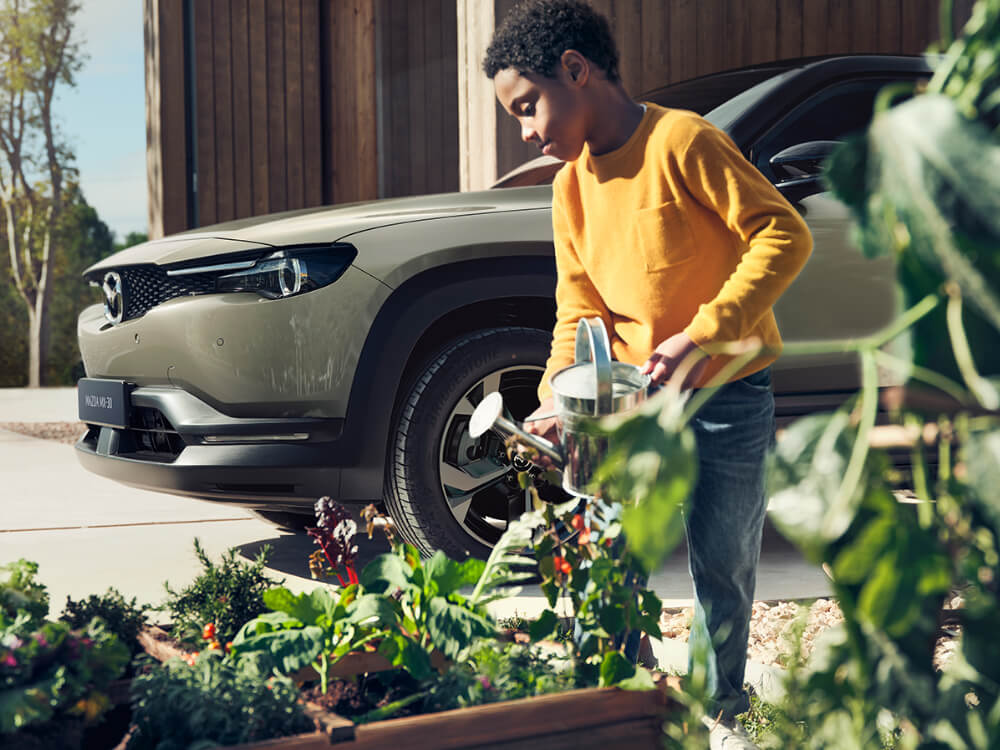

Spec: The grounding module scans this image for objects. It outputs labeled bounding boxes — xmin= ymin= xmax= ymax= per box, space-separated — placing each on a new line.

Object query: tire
xmin=384 ymin=327 xmax=558 ymax=559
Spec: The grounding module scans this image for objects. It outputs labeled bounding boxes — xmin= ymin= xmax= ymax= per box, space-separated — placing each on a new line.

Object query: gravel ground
xmin=0 ymin=420 xmax=85 ymax=444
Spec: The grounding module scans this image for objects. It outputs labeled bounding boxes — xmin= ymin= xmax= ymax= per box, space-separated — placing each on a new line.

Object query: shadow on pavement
xmin=234 ymin=527 xmax=395 ymax=582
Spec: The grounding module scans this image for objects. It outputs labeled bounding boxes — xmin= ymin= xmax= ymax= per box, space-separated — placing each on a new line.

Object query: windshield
xmin=705 ymin=68 xmax=800 ymax=132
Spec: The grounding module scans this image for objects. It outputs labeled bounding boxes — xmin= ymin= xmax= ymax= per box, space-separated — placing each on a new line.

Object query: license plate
xmin=78 ymin=378 xmax=132 ymax=428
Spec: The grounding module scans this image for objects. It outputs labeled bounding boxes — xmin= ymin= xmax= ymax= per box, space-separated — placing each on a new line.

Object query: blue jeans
xmin=684 ymin=366 xmax=774 ymax=719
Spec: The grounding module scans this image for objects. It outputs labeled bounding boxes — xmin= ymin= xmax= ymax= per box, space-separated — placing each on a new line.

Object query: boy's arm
xmin=676 ymin=123 xmax=813 ymax=351
xmin=537 ymin=191 xmax=612 ymax=402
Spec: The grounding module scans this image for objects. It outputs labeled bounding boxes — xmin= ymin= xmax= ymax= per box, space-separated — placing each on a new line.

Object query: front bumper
xmin=74 ymin=384 xmax=348 ymax=509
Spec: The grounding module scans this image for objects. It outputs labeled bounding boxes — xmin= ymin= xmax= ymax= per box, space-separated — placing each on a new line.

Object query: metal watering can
xmin=469 ymin=317 xmax=650 ymax=497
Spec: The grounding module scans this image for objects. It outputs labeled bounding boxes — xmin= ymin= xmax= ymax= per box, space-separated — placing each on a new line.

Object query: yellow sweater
xmin=539 ymin=103 xmax=813 ymax=401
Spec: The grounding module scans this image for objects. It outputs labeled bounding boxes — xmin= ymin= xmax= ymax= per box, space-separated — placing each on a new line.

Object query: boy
xmin=483 ymin=0 xmax=813 ymax=739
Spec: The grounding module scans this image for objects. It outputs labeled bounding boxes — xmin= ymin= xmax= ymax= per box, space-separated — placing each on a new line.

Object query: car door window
xmin=751 ymin=77 xmax=913 ymax=182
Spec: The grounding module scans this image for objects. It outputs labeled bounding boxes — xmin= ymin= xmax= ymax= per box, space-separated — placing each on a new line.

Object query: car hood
xmin=84 ymin=187 xmax=552 ymax=275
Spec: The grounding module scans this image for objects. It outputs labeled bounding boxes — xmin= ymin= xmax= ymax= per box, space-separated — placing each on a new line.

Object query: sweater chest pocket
xmin=634 ymin=201 xmax=696 ymax=272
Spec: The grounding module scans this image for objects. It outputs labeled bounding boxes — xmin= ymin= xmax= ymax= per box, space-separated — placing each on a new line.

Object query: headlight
xmin=166 ymin=244 xmax=357 ymax=299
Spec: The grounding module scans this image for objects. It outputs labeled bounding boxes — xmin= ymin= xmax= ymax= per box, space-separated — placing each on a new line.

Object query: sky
xmin=54 ymin=1 xmax=146 ymax=241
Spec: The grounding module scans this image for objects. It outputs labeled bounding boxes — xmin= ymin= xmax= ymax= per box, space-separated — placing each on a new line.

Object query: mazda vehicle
xmin=76 ymin=55 xmax=932 ymax=558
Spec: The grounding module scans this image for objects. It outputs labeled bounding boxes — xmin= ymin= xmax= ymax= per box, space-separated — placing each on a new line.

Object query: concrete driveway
xmin=1 ymin=386 xmax=830 ymax=676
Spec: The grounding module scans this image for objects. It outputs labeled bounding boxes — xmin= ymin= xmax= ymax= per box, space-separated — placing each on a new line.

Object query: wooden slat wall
xmin=148 ymin=1 xmax=980 ymax=233
xmin=146 ymin=0 xmax=378 ymax=236
xmin=377 ymin=0 xmax=460 ymax=198
xmin=145 ymin=0 xmax=188 ymax=238
xmin=491 ymin=0 xmax=976 ymax=179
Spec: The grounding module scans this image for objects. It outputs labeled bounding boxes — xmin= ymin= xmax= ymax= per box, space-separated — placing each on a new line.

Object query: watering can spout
xmin=469 ymin=392 xmax=564 ymax=468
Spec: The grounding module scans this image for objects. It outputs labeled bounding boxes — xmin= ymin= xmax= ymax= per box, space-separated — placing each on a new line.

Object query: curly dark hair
xmin=483 ymin=0 xmax=620 ymax=83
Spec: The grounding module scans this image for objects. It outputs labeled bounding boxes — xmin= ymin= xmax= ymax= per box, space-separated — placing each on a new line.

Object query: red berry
xmin=571 ymin=514 xmax=585 ymax=530
xmin=202 ymin=623 xmax=216 ymax=640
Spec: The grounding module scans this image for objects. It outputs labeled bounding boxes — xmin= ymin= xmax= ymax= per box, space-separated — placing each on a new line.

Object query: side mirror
xmin=769 ymin=140 xmax=841 ymax=203
xmin=769 ymin=140 xmax=841 ymax=177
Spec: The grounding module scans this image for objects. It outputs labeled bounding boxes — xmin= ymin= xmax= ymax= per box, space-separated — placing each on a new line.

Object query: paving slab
xmin=0 ymin=386 xmax=78 ymax=422
xmin=1 ymin=430 xmax=253 ymax=530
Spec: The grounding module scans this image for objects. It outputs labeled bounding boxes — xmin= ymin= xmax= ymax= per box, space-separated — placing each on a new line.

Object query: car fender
xmin=336 ymin=255 xmax=557 ymax=501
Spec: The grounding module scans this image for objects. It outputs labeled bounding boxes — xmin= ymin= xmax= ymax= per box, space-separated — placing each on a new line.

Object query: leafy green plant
xmin=125 ymin=651 xmax=312 ymax=749
xmin=230 ymin=584 xmax=387 ymax=696
xmin=161 ymin=538 xmax=281 ymax=648
xmin=0 ymin=616 xmax=129 ymax=737
xmin=60 ymin=588 xmax=149 ymax=659
xmin=0 ymin=560 xmax=49 ymax=629
xmin=516 ymin=496 xmax=663 ymax=690
xmin=359 ymin=539 xmax=495 ymax=681
xmin=420 ymin=639 xmax=575 ymax=714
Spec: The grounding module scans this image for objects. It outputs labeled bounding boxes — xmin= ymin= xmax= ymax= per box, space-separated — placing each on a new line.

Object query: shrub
xmin=161 ymin=538 xmax=281 ymax=648
xmin=60 ymin=588 xmax=149 ymax=658
xmin=0 ymin=560 xmax=49 ymax=628
xmin=126 ymin=652 xmax=312 ymax=748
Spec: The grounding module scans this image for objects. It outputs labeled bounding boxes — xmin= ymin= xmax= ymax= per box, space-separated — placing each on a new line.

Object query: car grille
xmin=119 ymin=266 xmax=216 ymax=321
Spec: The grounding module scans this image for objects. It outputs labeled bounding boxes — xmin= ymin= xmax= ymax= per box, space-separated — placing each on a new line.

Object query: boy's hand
xmin=522 ymin=397 xmax=559 ymax=470
xmin=641 ymin=332 xmax=708 ymax=388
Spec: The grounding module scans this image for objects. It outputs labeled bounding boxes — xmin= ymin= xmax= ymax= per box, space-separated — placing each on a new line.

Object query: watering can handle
xmin=574 ymin=317 xmax=614 ymax=415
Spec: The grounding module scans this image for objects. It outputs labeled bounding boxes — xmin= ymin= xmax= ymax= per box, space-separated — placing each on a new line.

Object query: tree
xmin=0 ymin=0 xmax=82 ymax=386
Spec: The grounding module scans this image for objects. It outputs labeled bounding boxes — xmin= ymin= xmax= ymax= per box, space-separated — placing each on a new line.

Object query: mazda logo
xmin=102 ymin=271 xmax=125 ymax=325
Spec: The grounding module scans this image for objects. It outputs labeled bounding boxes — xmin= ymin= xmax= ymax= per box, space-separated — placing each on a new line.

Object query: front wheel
xmin=384 ymin=327 xmax=557 ymax=558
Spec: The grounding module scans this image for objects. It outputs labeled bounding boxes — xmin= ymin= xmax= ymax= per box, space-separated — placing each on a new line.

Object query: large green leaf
xmin=360 ymin=553 xmax=413 ymax=594
xmin=960 ymin=425 xmax=1000 ymax=535
xmin=262 ymin=586 xmax=328 ymax=626
xmin=347 ymin=593 xmax=397 ymax=627
xmin=425 ymin=598 xmax=494 ymax=660
xmin=235 ymin=626 xmax=324 ymax=676
xmin=767 ymin=412 xmax=866 ymax=559
xmin=595 ymin=403 xmax=697 ymax=572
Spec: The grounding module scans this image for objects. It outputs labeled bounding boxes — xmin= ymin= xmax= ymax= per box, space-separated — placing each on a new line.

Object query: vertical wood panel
xmin=640 ymin=0 xmax=668 ymax=94
xmin=301 ymin=0 xmax=322 ymax=207
xmin=231 ymin=0 xmax=253 ymax=219
xmin=248 ymin=0 xmax=270 ymax=216
xmin=265 ymin=0 xmax=286 ymax=212
xmin=827 ymin=0 xmax=853 ymax=52
xmin=424 ymin=0 xmax=443 ymax=194
xmin=387 ymin=0 xmax=408 ymax=196
xmin=777 ymin=0 xmax=803 ymax=59
xmin=616 ymin=0 xmax=643 ymax=94
xmin=193 ymin=0 xmax=216 ymax=226
xmin=696 ymin=0 xmax=728 ymax=76
xmin=212 ymin=0 xmax=235 ymax=223
xmin=901 ymin=0 xmax=932 ymax=52
xmin=849 ymin=0 xmax=877 ymax=52
xmin=407 ymin=0 xmax=427 ymax=195
xmin=669 ymin=0 xmax=698 ymax=84
xmin=877 ymin=0 xmax=902 ymax=51
xmin=285 ymin=0 xmax=304 ymax=209
xmin=748 ymin=0 xmax=777 ymax=65
xmin=802 ymin=0 xmax=830 ymax=56
xmin=440 ymin=0 xmax=459 ymax=192
xmin=145 ymin=0 xmax=188 ymax=237
xmin=356 ymin=0 xmax=378 ymax=201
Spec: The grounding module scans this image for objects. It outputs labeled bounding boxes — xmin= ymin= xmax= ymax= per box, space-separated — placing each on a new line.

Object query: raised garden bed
xmin=226 ymin=674 xmax=679 ymax=750
xmin=128 ymin=625 xmax=679 ymax=750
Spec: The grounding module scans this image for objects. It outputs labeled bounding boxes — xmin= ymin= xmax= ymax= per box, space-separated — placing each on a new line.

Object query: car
xmin=75 ymin=54 xmax=932 ymax=559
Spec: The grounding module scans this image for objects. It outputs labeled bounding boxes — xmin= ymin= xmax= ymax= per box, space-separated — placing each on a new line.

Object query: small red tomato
xmin=202 ymin=623 xmax=216 ymax=641
xmin=571 ymin=514 xmax=585 ymax=530
xmin=578 ymin=528 xmax=591 ymax=546
xmin=224 ymin=641 xmax=233 ymax=653
xmin=185 ymin=651 xmax=199 ymax=666
xmin=559 ymin=558 xmax=573 ymax=575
